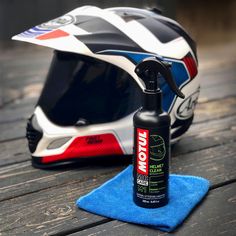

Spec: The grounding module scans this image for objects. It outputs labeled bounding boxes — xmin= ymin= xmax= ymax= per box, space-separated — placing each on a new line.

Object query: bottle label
xmin=134 ymin=126 xmax=169 ymax=207
xmin=137 ymin=128 xmax=149 ymax=175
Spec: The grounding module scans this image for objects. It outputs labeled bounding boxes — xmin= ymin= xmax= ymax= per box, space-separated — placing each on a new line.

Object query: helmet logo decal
xmin=137 ymin=128 xmax=149 ymax=175
xmin=40 ymin=15 xmax=76 ymax=29
xmin=176 ymin=88 xmax=200 ymax=120
xmin=150 ymin=135 xmax=166 ymax=161
xmin=86 ymin=136 xmax=103 ymax=144
xmin=17 ymin=15 xmax=75 ymax=39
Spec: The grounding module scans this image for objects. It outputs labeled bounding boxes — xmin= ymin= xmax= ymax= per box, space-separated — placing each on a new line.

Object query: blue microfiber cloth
xmin=76 ymin=165 xmax=209 ymax=232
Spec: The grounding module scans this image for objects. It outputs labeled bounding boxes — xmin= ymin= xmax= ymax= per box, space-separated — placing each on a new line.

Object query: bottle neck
xmin=143 ymin=89 xmax=163 ymax=112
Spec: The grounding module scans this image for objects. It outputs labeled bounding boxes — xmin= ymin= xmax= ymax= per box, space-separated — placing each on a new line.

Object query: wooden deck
xmin=0 ymin=43 xmax=236 ymax=235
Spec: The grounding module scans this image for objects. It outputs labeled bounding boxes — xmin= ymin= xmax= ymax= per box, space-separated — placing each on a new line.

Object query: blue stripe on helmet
xmin=97 ymin=50 xmax=189 ymax=111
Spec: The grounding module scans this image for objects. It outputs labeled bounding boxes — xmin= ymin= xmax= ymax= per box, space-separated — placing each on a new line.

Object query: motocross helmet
xmin=13 ymin=6 xmax=199 ymax=167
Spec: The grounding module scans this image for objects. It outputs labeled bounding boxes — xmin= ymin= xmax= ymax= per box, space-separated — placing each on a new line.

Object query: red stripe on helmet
xmin=41 ymin=133 xmax=123 ymax=163
xmin=182 ymin=54 xmax=198 ymax=79
xmin=36 ymin=29 xmax=69 ymax=40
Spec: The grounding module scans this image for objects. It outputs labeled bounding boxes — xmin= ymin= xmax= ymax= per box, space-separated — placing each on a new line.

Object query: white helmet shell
xmin=14 ymin=6 xmax=199 ymax=167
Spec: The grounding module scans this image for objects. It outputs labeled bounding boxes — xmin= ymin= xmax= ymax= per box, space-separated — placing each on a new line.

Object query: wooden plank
xmin=0 ymin=161 xmax=127 ymax=202
xmin=198 ymin=63 xmax=236 ymax=102
xmin=5 ymin=97 xmax=37 ymax=110
xmin=174 ymin=114 xmax=236 ymax=156
xmin=193 ymin=97 xmax=236 ymax=123
xmin=186 ymin=115 xmax=236 ymax=136
xmin=0 ymin=140 xmax=235 ymax=235
xmin=175 ymin=183 xmax=236 ymax=236
xmin=199 ymin=61 xmax=236 ymax=88
xmin=200 ymin=84 xmax=236 ymax=102
xmin=0 ymin=97 xmax=36 ymax=128
xmin=0 ymin=81 xmax=42 ymax=109
xmin=173 ymin=127 xmax=236 ymax=157
xmin=0 ymin=120 xmax=26 ymax=142
xmin=0 ymin=96 xmax=235 ymax=142
xmin=0 ymin=103 xmax=33 ymax=124
xmin=171 ymin=142 xmax=236 ymax=184
xmin=0 ymin=173 xmax=113 ymax=236
xmin=72 ymin=183 xmax=236 ymax=236
xmin=0 ymin=138 xmax=29 ymax=166
xmin=0 ymin=46 xmax=50 ymax=107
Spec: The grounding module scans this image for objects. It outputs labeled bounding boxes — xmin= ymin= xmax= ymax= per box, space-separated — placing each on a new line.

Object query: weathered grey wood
xmin=200 ymin=84 xmax=236 ymax=102
xmin=0 ymin=138 xmax=29 ymax=166
xmin=171 ymin=142 xmax=236 ymax=184
xmin=0 ymin=140 xmax=235 ymax=235
xmin=5 ymin=96 xmax=37 ymax=109
xmin=173 ymin=127 xmax=236 ymax=157
xmin=199 ymin=65 xmax=236 ymax=101
xmin=174 ymin=114 xmax=236 ymax=156
xmin=0 ymin=162 xmax=126 ymax=202
xmin=193 ymin=97 xmax=236 ymax=123
xmin=199 ymin=62 xmax=236 ymax=88
xmin=0 ymin=173 xmax=113 ymax=236
xmin=0 ymin=46 xmax=50 ymax=107
xmin=71 ymin=183 xmax=236 ymax=236
xmin=186 ymin=115 xmax=236 ymax=136
xmin=0 ymin=105 xmax=33 ymax=124
xmin=0 ymin=120 xmax=26 ymax=142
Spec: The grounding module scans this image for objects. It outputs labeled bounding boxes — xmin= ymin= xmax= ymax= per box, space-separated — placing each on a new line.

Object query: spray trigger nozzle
xmin=135 ymin=57 xmax=185 ymax=99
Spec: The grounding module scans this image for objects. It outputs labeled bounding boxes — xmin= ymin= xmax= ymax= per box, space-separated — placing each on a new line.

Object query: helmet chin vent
xmin=26 ymin=115 xmax=43 ymax=153
xmin=47 ymin=137 xmax=72 ymax=150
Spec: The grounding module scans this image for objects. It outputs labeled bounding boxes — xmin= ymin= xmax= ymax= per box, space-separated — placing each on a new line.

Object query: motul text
xmin=137 ymin=128 xmax=149 ymax=175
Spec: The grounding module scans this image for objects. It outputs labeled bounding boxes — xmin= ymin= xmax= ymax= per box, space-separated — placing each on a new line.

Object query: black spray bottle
xmin=133 ymin=57 xmax=185 ymax=208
